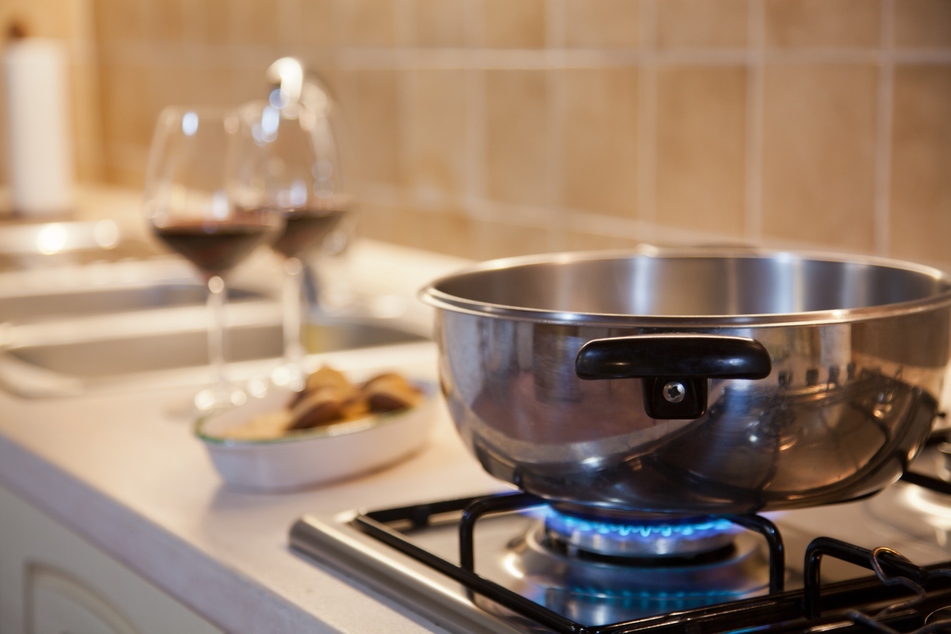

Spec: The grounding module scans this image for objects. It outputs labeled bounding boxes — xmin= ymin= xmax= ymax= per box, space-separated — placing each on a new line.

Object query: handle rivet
xmin=663 ymin=381 xmax=686 ymax=403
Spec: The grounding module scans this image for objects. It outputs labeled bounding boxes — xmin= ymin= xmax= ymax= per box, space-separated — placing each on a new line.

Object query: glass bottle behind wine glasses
xmin=245 ymin=58 xmax=352 ymax=390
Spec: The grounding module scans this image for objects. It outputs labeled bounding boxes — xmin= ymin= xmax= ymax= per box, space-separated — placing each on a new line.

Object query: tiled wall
xmin=10 ymin=1 xmax=951 ymax=268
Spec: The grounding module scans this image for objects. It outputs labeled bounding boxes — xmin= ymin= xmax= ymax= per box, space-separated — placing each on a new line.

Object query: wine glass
xmin=143 ymin=106 xmax=284 ymax=412
xmin=242 ymin=74 xmax=351 ymax=390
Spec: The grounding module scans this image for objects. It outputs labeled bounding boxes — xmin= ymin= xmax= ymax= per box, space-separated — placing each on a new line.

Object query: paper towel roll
xmin=3 ymin=38 xmax=75 ymax=216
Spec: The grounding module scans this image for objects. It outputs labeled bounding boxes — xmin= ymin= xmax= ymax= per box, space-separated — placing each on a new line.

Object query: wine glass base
xmin=270 ymin=363 xmax=307 ymax=392
xmin=194 ymin=385 xmax=248 ymax=412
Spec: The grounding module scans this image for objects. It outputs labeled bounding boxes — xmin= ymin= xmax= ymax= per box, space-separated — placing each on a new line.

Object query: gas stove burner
xmin=292 ymin=491 xmax=951 ymax=634
xmin=542 ymin=505 xmax=741 ymax=559
xmin=499 ymin=515 xmax=771 ymax=623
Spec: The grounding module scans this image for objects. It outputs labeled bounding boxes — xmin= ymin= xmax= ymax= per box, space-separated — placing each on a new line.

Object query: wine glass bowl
xmin=143 ymin=106 xmax=284 ymax=412
xmin=241 ymin=70 xmax=352 ymax=389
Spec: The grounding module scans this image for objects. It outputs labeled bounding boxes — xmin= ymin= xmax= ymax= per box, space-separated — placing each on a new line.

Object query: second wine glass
xmin=243 ymin=77 xmax=351 ymax=390
xmin=144 ymin=107 xmax=284 ymax=411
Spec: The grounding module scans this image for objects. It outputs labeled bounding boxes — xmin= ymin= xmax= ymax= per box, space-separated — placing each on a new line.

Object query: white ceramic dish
xmin=195 ymin=380 xmax=438 ymax=492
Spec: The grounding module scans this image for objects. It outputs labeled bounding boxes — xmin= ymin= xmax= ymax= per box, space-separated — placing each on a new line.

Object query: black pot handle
xmin=575 ymin=334 xmax=772 ymax=420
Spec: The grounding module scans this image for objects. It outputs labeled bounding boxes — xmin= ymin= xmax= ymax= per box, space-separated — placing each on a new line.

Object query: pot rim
xmin=419 ymin=247 xmax=951 ymax=328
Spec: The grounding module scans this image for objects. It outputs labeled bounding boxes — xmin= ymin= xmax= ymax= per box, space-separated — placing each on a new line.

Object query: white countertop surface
xmin=0 ymin=234 xmax=505 ymax=633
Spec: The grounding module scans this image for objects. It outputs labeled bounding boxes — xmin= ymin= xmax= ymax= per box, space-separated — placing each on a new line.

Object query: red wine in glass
xmin=153 ymin=219 xmax=278 ymax=277
xmin=271 ymin=208 xmax=348 ymax=259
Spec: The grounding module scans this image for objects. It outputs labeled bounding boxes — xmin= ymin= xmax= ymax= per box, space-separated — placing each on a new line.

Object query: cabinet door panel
xmin=0 ymin=483 xmax=221 ymax=634
xmin=28 ymin=566 xmax=136 ymax=634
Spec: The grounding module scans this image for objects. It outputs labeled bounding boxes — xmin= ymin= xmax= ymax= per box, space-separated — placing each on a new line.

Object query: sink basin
xmin=0 ymin=301 xmax=428 ymax=398
xmin=0 ymin=281 xmax=261 ymax=323
xmin=6 ymin=319 xmax=424 ymax=378
xmin=0 ymin=257 xmax=430 ymax=398
xmin=0 ymin=256 xmax=270 ymax=325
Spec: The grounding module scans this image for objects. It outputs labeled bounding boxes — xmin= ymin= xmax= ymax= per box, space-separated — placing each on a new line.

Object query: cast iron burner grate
xmin=349 ymin=484 xmax=951 ymax=634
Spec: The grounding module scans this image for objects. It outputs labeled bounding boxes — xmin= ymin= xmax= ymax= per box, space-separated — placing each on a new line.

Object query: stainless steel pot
xmin=420 ymin=249 xmax=951 ymax=514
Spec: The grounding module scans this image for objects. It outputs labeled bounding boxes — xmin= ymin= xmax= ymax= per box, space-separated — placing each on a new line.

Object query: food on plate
xmin=220 ymin=365 xmax=424 ymax=440
xmin=364 ymin=372 xmax=426 ymax=412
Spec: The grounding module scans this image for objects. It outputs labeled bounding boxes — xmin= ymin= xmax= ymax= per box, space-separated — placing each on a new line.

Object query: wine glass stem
xmin=283 ymin=257 xmax=306 ymax=367
xmin=207 ymin=275 xmax=228 ymax=393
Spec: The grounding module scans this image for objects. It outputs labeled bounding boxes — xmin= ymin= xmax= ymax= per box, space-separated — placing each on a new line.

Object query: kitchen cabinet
xmin=0 ymin=482 xmax=221 ymax=634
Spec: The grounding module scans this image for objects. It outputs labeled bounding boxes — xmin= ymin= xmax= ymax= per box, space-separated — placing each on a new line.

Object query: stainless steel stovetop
xmin=290 ymin=451 xmax=951 ymax=634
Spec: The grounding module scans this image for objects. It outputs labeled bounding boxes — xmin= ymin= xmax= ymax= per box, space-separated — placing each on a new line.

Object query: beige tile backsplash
xmin=2 ymin=0 xmax=951 ymax=269
xmin=485 ymin=69 xmax=551 ymax=205
xmin=657 ymin=0 xmax=748 ymax=49
xmin=889 ymin=66 xmax=951 ymax=262
xmin=561 ymin=68 xmax=639 ymax=219
xmin=762 ymin=64 xmax=879 ymax=250
xmin=564 ymin=0 xmax=640 ymax=49
xmin=656 ymin=66 xmax=746 ymax=236
xmin=764 ymin=0 xmax=882 ymax=49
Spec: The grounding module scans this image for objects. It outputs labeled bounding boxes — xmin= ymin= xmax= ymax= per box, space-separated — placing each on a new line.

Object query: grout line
xmin=546 ymin=0 xmax=567 ymax=251
xmin=463 ymin=0 xmax=487 ymax=218
xmin=399 ymin=68 xmax=418 ymax=205
xmin=464 ymin=72 xmax=487 ymax=208
xmin=277 ymin=0 xmax=301 ymax=49
xmin=395 ymin=0 xmax=416 ymax=48
xmin=891 ymin=49 xmax=951 ymax=64
xmin=395 ymin=0 xmax=417 ymax=204
xmin=873 ymin=0 xmax=896 ymax=257
xmin=636 ymin=0 xmax=658 ymax=226
xmin=97 ymin=41 xmax=951 ymax=71
xmin=546 ymin=0 xmax=566 ymax=49
xmin=744 ymin=0 xmax=765 ymax=242
xmin=359 ymin=185 xmax=896 ymax=258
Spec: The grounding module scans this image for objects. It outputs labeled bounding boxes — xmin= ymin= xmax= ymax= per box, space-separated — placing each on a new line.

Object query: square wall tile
xmin=103 ymin=145 xmax=150 ymax=188
xmin=92 ymin=0 xmax=149 ymax=43
xmin=227 ymin=0 xmax=282 ymax=46
xmin=895 ymin=0 xmax=951 ymax=49
xmin=356 ymin=204 xmax=479 ymax=258
xmin=337 ymin=69 xmax=402 ymax=186
xmin=657 ymin=0 xmax=748 ymax=49
xmin=198 ymin=0 xmax=234 ymax=45
xmin=231 ymin=61 xmax=275 ymax=103
xmin=99 ymin=64 xmax=153 ymax=145
xmin=410 ymin=208 xmax=478 ymax=257
xmin=656 ymin=66 xmax=746 ymax=236
xmin=561 ymin=68 xmax=638 ymax=218
xmin=485 ymin=70 xmax=550 ymax=205
xmin=333 ymin=0 xmax=398 ymax=47
xmin=472 ymin=216 xmax=558 ymax=259
xmin=146 ymin=64 xmax=198 ymax=131
xmin=187 ymin=65 xmax=236 ymax=107
xmin=762 ymin=64 xmax=878 ymax=250
xmin=299 ymin=0 xmax=336 ymax=47
xmin=144 ymin=0 xmax=189 ymax=42
xmin=414 ymin=0 xmax=467 ymax=47
xmin=70 ymin=61 xmax=105 ymax=180
xmin=564 ymin=228 xmax=643 ymax=251
xmin=765 ymin=0 xmax=880 ymax=48
xmin=483 ymin=0 xmax=546 ymax=48
xmin=564 ymin=0 xmax=639 ymax=49
xmin=354 ymin=202 xmax=413 ymax=245
xmin=889 ymin=66 xmax=951 ymax=264
xmin=408 ymin=70 xmax=468 ymax=198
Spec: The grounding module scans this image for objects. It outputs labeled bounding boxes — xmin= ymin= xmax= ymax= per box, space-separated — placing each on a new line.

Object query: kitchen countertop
xmin=0 ymin=231 xmax=506 ymax=633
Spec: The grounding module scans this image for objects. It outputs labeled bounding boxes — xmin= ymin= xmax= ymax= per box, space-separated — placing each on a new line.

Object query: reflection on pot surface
xmin=422 ymin=249 xmax=951 ymax=514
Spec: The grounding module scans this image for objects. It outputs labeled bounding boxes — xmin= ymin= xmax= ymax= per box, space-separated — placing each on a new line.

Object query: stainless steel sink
xmin=0 ymin=258 xmax=430 ymax=398
xmin=5 ymin=318 xmax=425 ymax=379
xmin=0 ymin=281 xmax=261 ymax=323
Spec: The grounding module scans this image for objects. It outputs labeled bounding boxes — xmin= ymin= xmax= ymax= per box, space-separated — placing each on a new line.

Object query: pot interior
xmin=429 ymin=252 xmax=951 ymax=320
